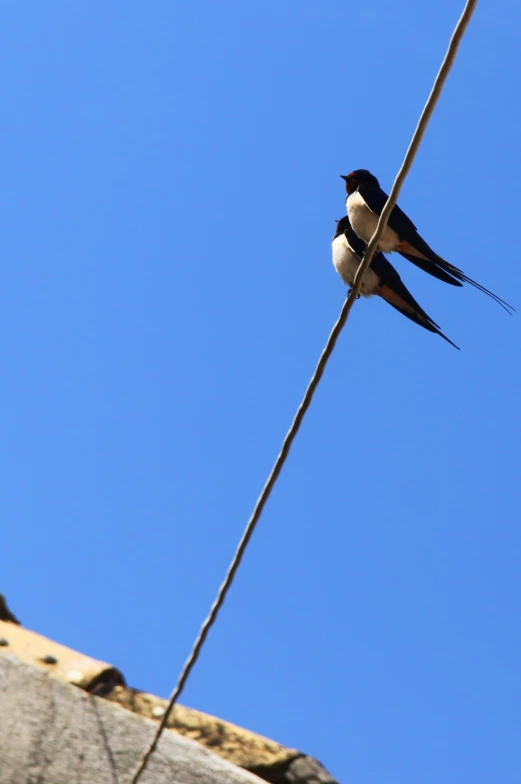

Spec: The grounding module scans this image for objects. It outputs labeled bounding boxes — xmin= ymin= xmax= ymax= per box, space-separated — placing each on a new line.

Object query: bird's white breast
xmin=332 ymin=234 xmax=380 ymax=296
xmin=346 ymin=190 xmax=401 ymax=253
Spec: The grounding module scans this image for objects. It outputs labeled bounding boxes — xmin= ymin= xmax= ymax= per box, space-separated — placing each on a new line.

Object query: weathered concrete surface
xmin=0 ymin=616 xmax=339 ymax=784
xmin=104 ymin=686 xmax=338 ymax=784
xmin=0 ymin=655 xmax=265 ymax=784
xmin=105 ymin=684 xmax=298 ymax=769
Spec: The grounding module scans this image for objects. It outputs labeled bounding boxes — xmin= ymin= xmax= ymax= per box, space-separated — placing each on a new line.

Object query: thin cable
xmin=128 ymin=292 xmax=355 ymax=784
xmin=128 ymin=2 xmax=477 ymax=780
xmin=349 ymin=0 xmax=477 ymax=301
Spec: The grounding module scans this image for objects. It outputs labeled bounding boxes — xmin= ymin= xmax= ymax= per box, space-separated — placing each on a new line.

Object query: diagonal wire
xmin=351 ymin=0 xmax=478 ymax=296
xmin=128 ymin=2 xmax=477 ymax=781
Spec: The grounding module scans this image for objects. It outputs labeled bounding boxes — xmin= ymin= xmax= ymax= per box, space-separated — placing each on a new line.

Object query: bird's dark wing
xmin=358 ymin=182 xmax=461 ymax=268
xmin=358 ymin=185 xmax=515 ymax=312
xmin=334 ymin=217 xmax=368 ymax=261
xmin=343 ymin=226 xmax=367 ymax=258
xmin=401 ymin=250 xmax=515 ymax=313
xmin=371 ymin=252 xmax=437 ymax=324
xmin=358 ymin=183 xmax=468 ymax=280
xmin=383 ymin=293 xmax=460 ymax=350
xmin=357 ymin=183 xmax=419 ymax=234
xmin=371 ymin=252 xmax=460 ymax=349
xmin=399 ymin=251 xmax=463 ymax=287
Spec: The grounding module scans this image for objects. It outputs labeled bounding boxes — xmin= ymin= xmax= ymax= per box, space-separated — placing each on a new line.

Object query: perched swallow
xmin=333 ymin=216 xmax=459 ymax=348
xmin=341 ymin=169 xmax=514 ymax=313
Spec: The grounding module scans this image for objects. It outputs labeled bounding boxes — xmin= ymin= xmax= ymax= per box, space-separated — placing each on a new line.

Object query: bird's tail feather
xmin=399 ymin=250 xmax=515 ymax=314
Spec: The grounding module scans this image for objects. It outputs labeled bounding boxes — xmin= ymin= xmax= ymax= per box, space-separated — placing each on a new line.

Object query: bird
xmin=332 ymin=215 xmax=459 ymax=349
xmin=341 ymin=169 xmax=515 ymax=313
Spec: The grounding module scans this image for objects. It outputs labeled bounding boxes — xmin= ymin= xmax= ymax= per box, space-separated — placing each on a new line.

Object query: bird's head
xmin=334 ymin=216 xmax=352 ymax=236
xmin=340 ymin=169 xmax=380 ymax=194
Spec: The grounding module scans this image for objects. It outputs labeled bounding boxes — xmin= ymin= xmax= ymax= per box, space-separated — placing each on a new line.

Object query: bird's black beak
xmin=340 ymin=175 xmax=349 ymax=182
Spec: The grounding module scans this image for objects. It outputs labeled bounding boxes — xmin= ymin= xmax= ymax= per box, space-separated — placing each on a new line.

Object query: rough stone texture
xmin=105 ymin=685 xmax=339 ymax=784
xmin=0 ymin=615 xmax=339 ymax=784
xmin=0 ymin=655 xmax=265 ymax=784
xmin=0 ymin=602 xmax=339 ymax=784
xmin=105 ymin=684 xmax=297 ymax=769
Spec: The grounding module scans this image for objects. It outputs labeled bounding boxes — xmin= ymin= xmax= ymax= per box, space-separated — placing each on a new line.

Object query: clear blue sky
xmin=2 ymin=2 xmax=520 ymax=782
